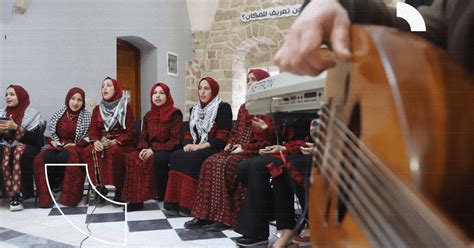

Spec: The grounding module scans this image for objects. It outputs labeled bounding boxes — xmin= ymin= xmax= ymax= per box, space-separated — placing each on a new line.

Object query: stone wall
xmin=185 ymin=0 xmax=303 ymax=119
xmin=185 ymin=30 xmax=210 ymax=113
xmin=185 ymin=0 xmax=402 ymax=119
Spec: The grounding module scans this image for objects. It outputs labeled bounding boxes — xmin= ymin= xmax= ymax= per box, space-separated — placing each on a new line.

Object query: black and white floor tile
xmin=0 ymin=194 xmax=310 ymax=247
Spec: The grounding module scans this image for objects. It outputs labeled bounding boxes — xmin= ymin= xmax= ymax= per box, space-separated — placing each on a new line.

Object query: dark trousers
xmin=42 ymin=149 xmax=69 ymax=189
xmin=22 ymin=145 xmax=41 ymax=198
xmin=153 ymin=150 xmax=171 ymax=201
xmin=235 ymin=154 xmax=311 ymax=239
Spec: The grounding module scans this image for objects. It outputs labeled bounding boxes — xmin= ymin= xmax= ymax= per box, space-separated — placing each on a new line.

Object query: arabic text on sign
xmin=241 ymin=4 xmax=301 ymax=23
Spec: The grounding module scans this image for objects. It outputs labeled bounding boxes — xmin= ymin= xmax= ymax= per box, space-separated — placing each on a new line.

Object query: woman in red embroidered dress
xmin=164 ymin=77 xmax=232 ymax=215
xmin=234 ymin=117 xmax=314 ymax=247
xmin=0 ymin=85 xmax=43 ymax=211
xmin=122 ymin=82 xmax=182 ymax=211
xmin=33 ymin=87 xmax=91 ymax=208
xmin=82 ymin=77 xmax=136 ymax=202
xmin=184 ymin=69 xmax=274 ymax=231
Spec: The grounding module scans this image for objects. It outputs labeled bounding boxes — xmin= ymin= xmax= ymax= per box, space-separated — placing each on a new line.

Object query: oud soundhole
xmin=348 ymin=103 xmax=361 ymax=137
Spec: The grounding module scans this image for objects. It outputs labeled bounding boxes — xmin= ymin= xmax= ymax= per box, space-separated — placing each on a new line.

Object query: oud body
xmin=309 ymin=25 xmax=473 ymax=247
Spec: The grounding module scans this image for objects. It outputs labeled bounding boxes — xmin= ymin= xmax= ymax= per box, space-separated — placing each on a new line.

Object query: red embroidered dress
xmin=191 ymin=104 xmax=275 ymax=226
xmin=34 ymin=87 xmax=91 ymax=207
xmin=1 ymin=85 xmax=42 ymax=199
xmin=122 ymin=110 xmax=182 ymax=203
xmin=33 ymin=114 xmax=89 ymax=207
xmin=82 ymin=104 xmax=136 ymax=190
xmin=234 ymin=118 xmax=314 ymax=239
xmin=164 ymin=102 xmax=232 ymax=212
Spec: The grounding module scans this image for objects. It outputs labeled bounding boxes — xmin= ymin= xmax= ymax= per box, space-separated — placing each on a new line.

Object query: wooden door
xmin=117 ymin=39 xmax=141 ymax=120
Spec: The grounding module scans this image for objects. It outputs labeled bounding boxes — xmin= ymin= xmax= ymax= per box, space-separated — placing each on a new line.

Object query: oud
xmin=309 ymin=25 xmax=473 ymax=247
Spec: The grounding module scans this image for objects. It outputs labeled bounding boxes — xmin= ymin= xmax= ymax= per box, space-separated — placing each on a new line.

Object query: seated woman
xmin=122 ymin=82 xmax=182 ymax=211
xmin=0 ymin=85 xmax=43 ymax=211
xmin=83 ymin=77 xmax=136 ymax=202
xmin=234 ymin=118 xmax=314 ymax=247
xmin=185 ymin=69 xmax=274 ymax=232
xmin=164 ymin=77 xmax=232 ymax=215
xmin=33 ymin=87 xmax=91 ymax=208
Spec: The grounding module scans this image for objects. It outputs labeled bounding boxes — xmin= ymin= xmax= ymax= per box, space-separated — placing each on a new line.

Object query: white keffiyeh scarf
xmin=189 ymin=96 xmax=222 ymax=144
xmin=49 ymin=107 xmax=91 ymax=142
xmin=99 ymin=94 xmax=128 ymax=132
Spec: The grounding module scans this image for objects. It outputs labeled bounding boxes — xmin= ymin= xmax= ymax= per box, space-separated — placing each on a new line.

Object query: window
xmin=167 ymin=52 xmax=178 ymax=77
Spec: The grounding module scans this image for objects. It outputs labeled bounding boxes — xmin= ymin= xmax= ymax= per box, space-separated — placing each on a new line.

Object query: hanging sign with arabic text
xmin=240 ymin=4 xmax=301 ymax=23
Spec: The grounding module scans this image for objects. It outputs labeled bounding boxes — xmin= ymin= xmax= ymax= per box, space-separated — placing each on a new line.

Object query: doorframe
xmin=117 ymin=39 xmax=141 ymax=120
xmin=116 ymin=36 xmax=158 ymax=120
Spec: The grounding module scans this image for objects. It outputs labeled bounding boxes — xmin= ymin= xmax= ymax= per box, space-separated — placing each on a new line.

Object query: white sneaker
xmin=9 ymin=194 xmax=24 ymax=212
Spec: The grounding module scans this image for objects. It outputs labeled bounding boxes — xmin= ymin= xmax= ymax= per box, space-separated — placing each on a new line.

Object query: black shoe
xmin=235 ymin=236 xmax=268 ymax=247
xmin=126 ymin=202 xmax=144 ymax=212
xmin=206 ymin=222 xmax=229 ymax=232
xmin=184 ymin=218 xmax=214 ymax=229
xmin=95 ymin=186 xmax=108 ymax=204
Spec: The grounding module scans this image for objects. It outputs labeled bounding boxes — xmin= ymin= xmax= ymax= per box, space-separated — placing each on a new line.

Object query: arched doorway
xmin=117 ymin=39 xmax=141 ymax=120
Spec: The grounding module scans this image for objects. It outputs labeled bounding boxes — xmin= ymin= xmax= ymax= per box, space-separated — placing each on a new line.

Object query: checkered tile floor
xmin=0 ymin=190 xmax=310 ymax=247
xmin=50 ymin=200 xmax=240 ymax=241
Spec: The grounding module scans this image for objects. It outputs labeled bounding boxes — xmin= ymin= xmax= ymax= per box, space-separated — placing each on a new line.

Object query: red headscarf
xmin=5 ymin=85 xmax=30 ymax=126
xmin=103 ymin=77 xmax=123 ymax=102
xmin=198 ymin=77 xmax=220 ymax=108
xmin=65 ymin=87 xmax=86 ymax=115
xmin=97 ymin=77 xmax=125 ymax=127
xmin=249 ymin=68 xmax=270 ymax=81
xmin=149 ymin=82 xmax=179 ymax=122
xmin=245 ymin=69 xmax=270 ymax=122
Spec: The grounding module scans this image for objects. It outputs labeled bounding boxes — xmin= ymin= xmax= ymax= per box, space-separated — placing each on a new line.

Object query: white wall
xmin=0 ymin=0 xmax=193 ymax=121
